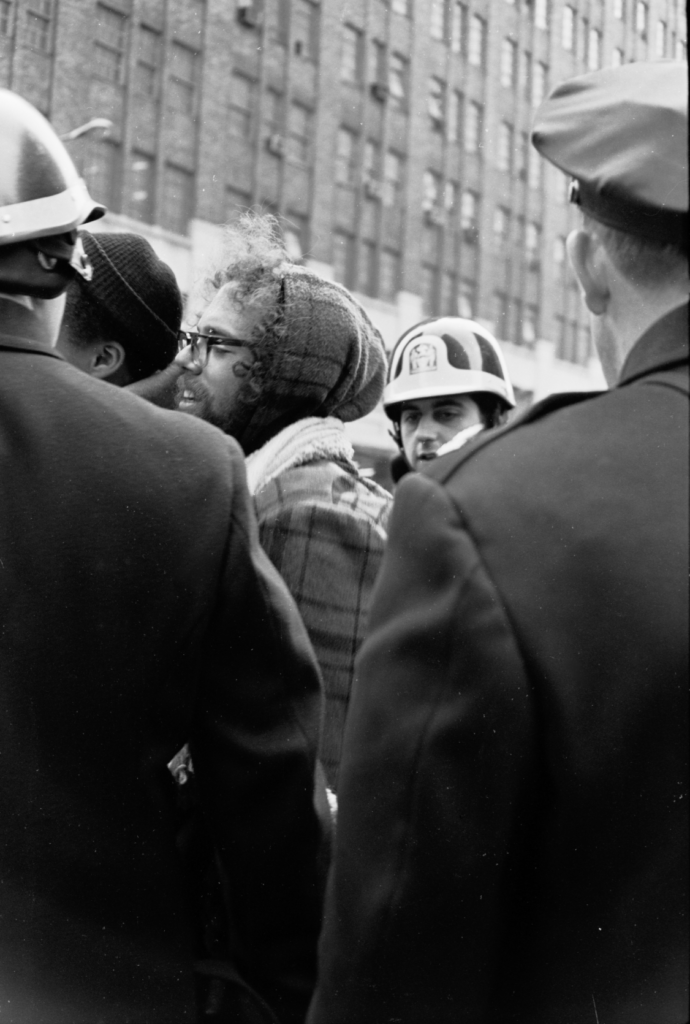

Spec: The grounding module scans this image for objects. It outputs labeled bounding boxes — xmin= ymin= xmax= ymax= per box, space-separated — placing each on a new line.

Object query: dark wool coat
xmin=308 ymin=304 xmax=689 ymax=1024
xmin=0 ymin=329 xmax=324 ymax=1024
xmin=254 ymin=455 xmax=391 ymax=791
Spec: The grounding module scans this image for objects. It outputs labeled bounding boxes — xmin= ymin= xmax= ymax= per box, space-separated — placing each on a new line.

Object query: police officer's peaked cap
xmin=532 ymin=61 xmax=688 ymax=252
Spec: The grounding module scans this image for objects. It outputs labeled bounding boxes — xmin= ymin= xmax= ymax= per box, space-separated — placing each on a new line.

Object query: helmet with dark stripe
xmin=384 ymin=316 xmax=515 ymax=419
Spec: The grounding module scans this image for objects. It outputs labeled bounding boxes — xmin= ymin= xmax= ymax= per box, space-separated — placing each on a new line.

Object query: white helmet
xmin=384 ymin=316 xmax=515 ymax=418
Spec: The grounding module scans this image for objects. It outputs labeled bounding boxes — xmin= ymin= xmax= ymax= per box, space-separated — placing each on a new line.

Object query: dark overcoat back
xmin=0 ymin=330 xmax=324 ymax=1024
xmin=310 ymin=304 xmax=689 ymax=1024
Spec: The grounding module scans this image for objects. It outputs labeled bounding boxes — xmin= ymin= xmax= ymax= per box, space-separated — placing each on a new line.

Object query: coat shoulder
xmin=254 ymin=458 xmax=392 ymax=532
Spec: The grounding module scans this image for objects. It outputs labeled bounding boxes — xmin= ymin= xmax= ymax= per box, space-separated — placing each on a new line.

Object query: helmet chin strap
xmin=0 ymin=291 xmax=34 ymax=310
xmin=68 ymin=234 xmax=93 ymax=281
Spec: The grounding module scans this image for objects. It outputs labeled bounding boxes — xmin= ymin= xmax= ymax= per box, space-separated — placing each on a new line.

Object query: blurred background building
xmin=1 ymin=0 xmax=686 ymax=464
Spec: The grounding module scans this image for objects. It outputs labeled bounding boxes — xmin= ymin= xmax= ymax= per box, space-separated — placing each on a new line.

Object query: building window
xmin=464 ymin=101 xmax=482 ymax=153
xmin=655 ymin=20 xmax=666 ymax=57
xmin=635 ymin=1 xmax=647 ymax=36
xmin=534 ymin=0 xmax=548 ymax=31
xmin=226 ymin=186 xmax=251 ymax=223
xmin=494 ymin=291 xmax=509 ymax=337
xmin=514 ymin=131 xmax=528 ymax=179
xmin=527 ymin=146 xmax=542 ymax=189
xmin=497 ymin=122 xmax=513 ymax=173
xmin=468 ymin=15 xmax=485 ymax=66
xmin=422 ymin=170 xmax=441 ymax=211
xmin=287 ymin=102 xmax=313 ymax=164
xmin=341 ymin=24 xmax=363 ymax=82
xmin=134 ymin=25 xmax=161 ymax=96
xmin=500 ymin=38 xmax=517 ymax=88
xmin=553 ymin=236 xmax=567 ymax=265
xmin=451 ymin=2 xmax=466 ymax=54
xmin=428 ymin=77 xmax=445 ymax=128
xmin=383 ymin=150 xmax=403 ymax=207
xmin=1 ymin=1 xmax=13 ymax=36
xmin=520 ymin=50 xmax=532 ymax=98
xmin=531 ymin=62 xmax=547 ymax=106
xmin=388 ymin=53 xmax=408 ymax=108
xmin=460 ymin=190 xmax=478 ymax=239
xmin=368 ymin=39 xmax=386 ymax=91
xmin=284 ymin=215 xmax=307 ymax=262
xmin=127 ymin=152 xmax=155 ymax=223
xmin=525 ymin=221 xmax=541 ymax=262
xmin=521 ymin=305 xmax=538 ymax=345
xmin=493 ymin=206 xmax=510 ymax=242
xmin=613 ymin=0 xmax=625 ymax=18
xmin=379 ymin=250 xmax=400 ymax=301
xmin=587 ymin=28 xmax=601 ymax=69
xmin=421 ymin=265 xmax=439 ymax=314
xmin=26 ymin=0 xmax=53 ymax=53
xmin=264 ymin=88 xmax=283 ymax=134
xmin=333 ymin=231 xmax=355 ymax=288
xmin=459 ymin=279 xmax=475 ymax=318
xmin=447 ymin=90 xmax=460 ymax=142
xmin=444 ymin=180 xmax=458 ymax=213
xmin=363 ymin=139 xmax=380 ymax=180
xmin=612 ymin=47 xmax=624 ymax=66
xmin=440 ymin=272 xmax=457 ymax=315
xmin=430 ymin=0 xmax=446 ymax=40
xmin=562 ymin=5 xmax=575 ymax=50
xmin=293 ymin=0 xmax=319 ymax=60
xmin=227 ymin=74 xmax=255 ymax=139
xmin=168 ymin=42 xmax=199 ymax=115
xmin=161 ymin=164 xmax=194 ymax=235
xmin=93 ymin=3 xmax=127 ymax=80
xmin=335 ymin=128 xmax=357 ymax=186
xmin=391 ymin=0 xmax=410 ymax=15
xmin=83 ymin=138 xmax=121 ymax=212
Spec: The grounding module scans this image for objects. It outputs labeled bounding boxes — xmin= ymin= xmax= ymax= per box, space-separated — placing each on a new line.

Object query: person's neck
xmin=602 ymin=286 xmax=688 ymax=385
xmin=0 ymin=294 xmax=59 ymax=348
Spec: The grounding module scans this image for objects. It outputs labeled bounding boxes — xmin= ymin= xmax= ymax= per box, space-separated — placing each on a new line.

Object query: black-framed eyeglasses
xmin=177 ymin=329 xmax=247 ymax=367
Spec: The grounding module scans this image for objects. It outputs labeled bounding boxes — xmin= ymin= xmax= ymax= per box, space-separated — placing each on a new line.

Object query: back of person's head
xmin=198 ymin=212 xmax=387 ymax=455
xmin=533 ymin=60 xmax=687 ymax=291
xmin=580 ymin=215 xmax=687 ymax=290
xmin=60 ymin=232 xmax=182 ymax=381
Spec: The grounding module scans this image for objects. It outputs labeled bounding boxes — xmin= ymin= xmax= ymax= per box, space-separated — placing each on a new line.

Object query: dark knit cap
xmin=78 ymin=230 xmax=182 ymax=373
xmin=235 ymin=266 xmax=387 ymax=456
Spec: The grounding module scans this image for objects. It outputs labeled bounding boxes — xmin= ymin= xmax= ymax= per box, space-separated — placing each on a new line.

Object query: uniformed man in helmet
xmin=309 ymin=61 xmax=688 ymax=1024
xmin=383 ymin=317 xmax=515 ymax=478
xmin=1 ymin=90 xmax=325 ymax=1024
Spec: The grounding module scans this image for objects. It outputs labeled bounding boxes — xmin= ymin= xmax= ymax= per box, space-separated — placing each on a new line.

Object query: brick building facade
xmin=1 ymin=0 xmax=686 ymax=453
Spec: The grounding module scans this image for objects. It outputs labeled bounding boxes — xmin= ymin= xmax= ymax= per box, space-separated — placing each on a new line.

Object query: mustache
xmin=175 ymin=373 xmax=208 ymax=403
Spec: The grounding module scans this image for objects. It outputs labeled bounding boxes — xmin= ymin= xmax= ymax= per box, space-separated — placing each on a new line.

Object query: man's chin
xmin=413 ymin=452 xmax=438 ymax=470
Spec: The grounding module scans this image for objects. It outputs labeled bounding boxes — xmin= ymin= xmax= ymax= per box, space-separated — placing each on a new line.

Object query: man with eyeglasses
xmin=170 ymin=212 xmax=392 ymax=794
xmin=1 ymin=90 xmax=325 ymax=1024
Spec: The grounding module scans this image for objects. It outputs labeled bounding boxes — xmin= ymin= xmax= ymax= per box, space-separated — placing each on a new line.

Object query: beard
xmin=175 ymin=372 xmax=251 ymax=443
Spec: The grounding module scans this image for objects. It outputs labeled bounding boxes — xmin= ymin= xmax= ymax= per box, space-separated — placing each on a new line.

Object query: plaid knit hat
xmin=234 ymin=265 xmax=387 ymax=456
xmin=77 ymin=231 xmax=182 ymax=375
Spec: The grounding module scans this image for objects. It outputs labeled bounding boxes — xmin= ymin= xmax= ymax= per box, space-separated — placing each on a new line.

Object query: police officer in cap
xmin=308 ymin=61 xmax=688 ymax=1024
xmin=1 ymin=90 xmax=326 ymax=1024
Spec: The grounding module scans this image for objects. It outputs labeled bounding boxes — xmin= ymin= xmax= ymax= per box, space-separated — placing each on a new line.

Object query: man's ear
xmin=566 ymin=228 xmax=610 ymax=316
xmin=91 ymin=341 xmax=127 ymax=381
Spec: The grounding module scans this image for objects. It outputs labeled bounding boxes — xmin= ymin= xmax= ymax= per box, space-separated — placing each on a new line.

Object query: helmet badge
xmin=409 ymin=340 xmax=437 ymax=375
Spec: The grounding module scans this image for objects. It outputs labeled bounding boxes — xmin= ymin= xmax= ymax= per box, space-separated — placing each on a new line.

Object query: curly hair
xmin=194 ymin=212 xmax=293 ymax=411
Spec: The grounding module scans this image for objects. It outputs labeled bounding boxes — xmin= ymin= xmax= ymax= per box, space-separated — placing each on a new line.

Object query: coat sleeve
xmin=309 ymin=470 xmax=540 ymax=1024
xmin=187 ymin=442 xmax=325 ymax=1024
